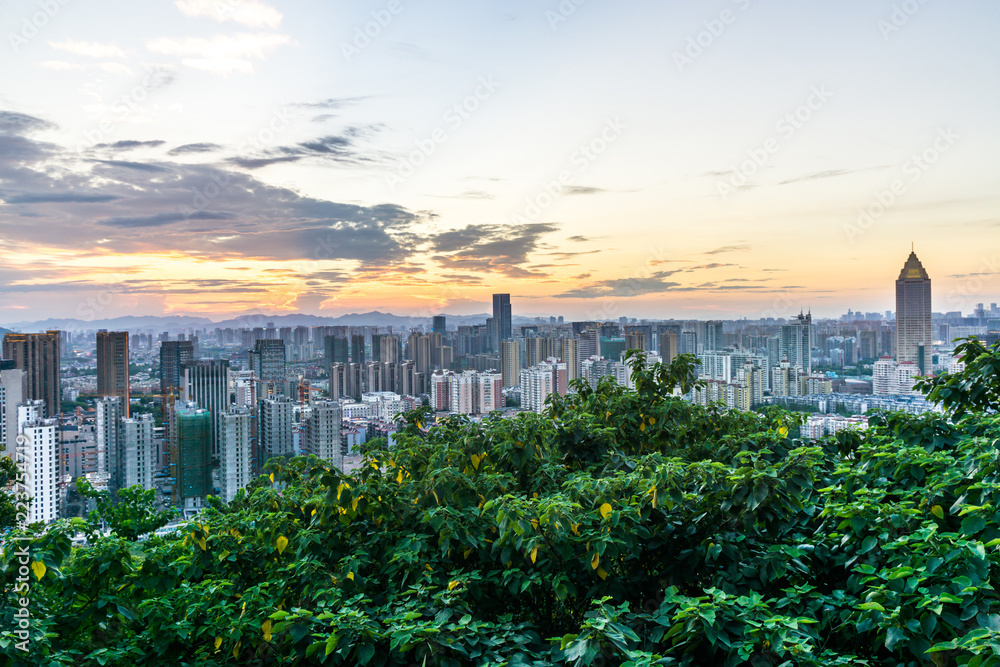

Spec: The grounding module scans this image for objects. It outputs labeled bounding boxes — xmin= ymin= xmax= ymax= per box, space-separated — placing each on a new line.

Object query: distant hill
xmin=0 ymin=311 xmax=546 ymax=332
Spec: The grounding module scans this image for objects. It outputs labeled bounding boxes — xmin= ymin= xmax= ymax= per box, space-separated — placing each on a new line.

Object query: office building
xmin=250 ymin=339 xmax=287 ymax=383
xmin=96 ymin=331 xmax=130 ymax=417
xmin=895 ymin=250 xmax=933 ymax=375
xmin=181 ymin=359 xmax=230 ymax=458
xmin=779 ymin=312 xmax=813 ymax=374
xmin=492 ymin=294 xmax=512 ymax=341
xmin=2 ymin=331 xmax=61 ymax=418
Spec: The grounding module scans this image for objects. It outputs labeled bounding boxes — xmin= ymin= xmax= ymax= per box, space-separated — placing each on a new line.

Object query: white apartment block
xmin=219 ymin=408 xmax=253 ymax=503
xmin=20 ymin=415 xmax=59 ymax=524
xmin=120 ymin=413 xmax=156 ymax=491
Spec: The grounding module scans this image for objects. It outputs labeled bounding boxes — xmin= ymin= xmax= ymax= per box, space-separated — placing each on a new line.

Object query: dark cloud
xmin=1 ymin=192 xmax=122 ymax=204
xmin=97 ymin=160 xmax=171 ymax=173
xmin=0 ymin=111 xmax=57 ymax=136
xmin=690 ymin=263 xmax=736 ymax=270
xmin=94 ymin=140 xmax=166 ymax=151
xmin=430 ymin=223 xmax=559 ymax=278
xmin=226 ymin=155 xmax=302 ymax=169
xmin=567 ymin=235 xmax=591 ymax=242
xmin=98 ymin=211 xmax=238 ymax=228
xmin=554 ymin=271 xmax=684 ymax=299
xmin=168 ymin=143 xmax=222 ymax=156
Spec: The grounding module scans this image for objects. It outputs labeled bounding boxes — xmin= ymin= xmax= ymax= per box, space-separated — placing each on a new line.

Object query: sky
xmin=1 ymin=0 xmax=999 ymax=324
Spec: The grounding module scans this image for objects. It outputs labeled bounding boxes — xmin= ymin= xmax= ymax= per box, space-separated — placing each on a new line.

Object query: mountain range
xmin=0 ymin=311 xmax=550 ymax=333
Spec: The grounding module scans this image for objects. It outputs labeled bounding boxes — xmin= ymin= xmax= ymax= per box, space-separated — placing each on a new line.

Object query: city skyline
xmin=1 ymin=1 xmax=999 ymax=321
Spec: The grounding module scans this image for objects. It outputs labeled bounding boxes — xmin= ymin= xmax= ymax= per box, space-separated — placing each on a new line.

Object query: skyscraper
xmin=181 ymin=359 xmax=231 ymax=458
xmin=895 ymin=250 xmax=933 ymax=374
xmin=2 ymin=331 xmax=61 ymax=418
xmin=779 ymin=313 xmax=813 ymax=374
xmin=492 ymin=294 xmax=512 ymax=342
xmin=172 ymin=404 xmax=212 ymax=508
xmin=0 ymin=365 xmax=26 ymax=458
xmin=250 ymin=339 xmax=286 ymax=383
xmin=96 ymin=331 xmax=130 ymax=417
xmin=500 ymin=339 xmax=520 ymax=388
xmin=159 ymin=340 xmax=195 ymax=418
xmin=432 ymin=315 xmax=446 ymax=335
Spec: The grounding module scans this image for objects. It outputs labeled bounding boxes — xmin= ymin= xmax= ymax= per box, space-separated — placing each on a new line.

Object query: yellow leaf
xmin=571 ymin=523 xmax=580 ymax=536
xmin=337 ymin=483 xmax=345 ymax=500
xmin=396 ymin=469 xmax=404 ymax=484
xmin=346 ymin=571 xmax=354 ymax=581
xmin=651 ymin=487 xmax=659 ymax=508
xmin=649 ymin=416 xmax=655 ymax=425
xmin=530 ymin=518 xmax=538 ymax=530
xmin=233 ymin=641 xmax=241 ymax=659
xmin=432 ymin=490 xmax=440 ymax=505
xmin=640 ymin=422 xmax=645 ymax=432
xmin=276 ymin=535 xmax=289 ymax=555
xmin=530 ymin=546 xmax=538 ymax=564
xmin=599 ymin=503 xmax=612 ymax=520
xmin=463 ymin=548 xmax=473 ymax=559
xmin=931 ymin=505 xmax=944 ymax=519
xmin=597 ymin=567 xmax=608 ymax=580
xmin=591 ymin=552 xmax=600 ymax=570
xmin=778 ymin=426 xmax=789 ymax=437
xmin=30 ymin=560 xmax=45 ymax=580
xmin=471 ymin=454 xmax=481 ymax=471
xmin=352 ymin=497 xmax=360 ymax=511
xmin=269 ymin=473 xmax=274 ymax=483
xmin=214 ymin=637 xmax=222 ymax=652
xmin=311 ymin=508 xmax=317 ymax=517
xmin=262 ymin=620 xmax=272 ymax=643
xmin=448 ymin=580 xmax=460 ymax=590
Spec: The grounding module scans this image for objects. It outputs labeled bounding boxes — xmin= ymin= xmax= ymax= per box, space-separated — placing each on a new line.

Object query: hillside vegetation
xmin=3 ymin=341 xmax=1000 ymax=666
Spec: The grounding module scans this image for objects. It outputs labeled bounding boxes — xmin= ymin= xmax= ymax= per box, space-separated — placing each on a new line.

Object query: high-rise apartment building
xmin=120 ymin=413 xmax=156 ymax=491
xmin=500 ymin=339 xmax=520 ymax=388
xmin=432 ymin=316 xmax=447 ymax=335
xmin=558 ymin=338 xmax=580 ymax=382
xmin=172 ymin=403 xmax=212 ymax=508
xmin=302 ymin=400 xmax=343 ymax=467
xmin=492 ymin=294 xmax=512 ymax=342
xmin=658 ymin=332 xmax=679 ymax=365
xmin=259 ymin=396 xmax=295 ymax=461
xmin=220 ymin=408 xmax=253 ymax=503
xmin=95 ymin=396 xmax=124 ymax=490
xmin=2 ymin=331 xmax=61 ymax=418
xmin=0 ymin=365 xmax=26 ymax=458
xmin=895 ymin=250 xmax=933 ymax=375
xmin=19 ymin=409 xmax=59 ymax=524
xmin=96 ymin=331 xmax=130 ymax=417
xmin=779 ymin=313 xmax=813 ymax=374
xmin=520 ymin=360 xmax=568 ymax=413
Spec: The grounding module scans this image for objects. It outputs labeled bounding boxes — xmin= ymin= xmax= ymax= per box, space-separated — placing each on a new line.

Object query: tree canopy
xmin=2 ymin=347 xmax=1000 ymax=666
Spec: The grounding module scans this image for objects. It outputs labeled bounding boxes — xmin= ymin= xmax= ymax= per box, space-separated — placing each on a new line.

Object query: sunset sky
xmin=1 ymin=0 xmax=998 ymax=324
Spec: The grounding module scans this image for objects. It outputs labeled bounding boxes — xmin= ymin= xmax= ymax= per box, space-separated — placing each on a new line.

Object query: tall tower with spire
xmin=895 ymin=249 xmax=932 ymax=374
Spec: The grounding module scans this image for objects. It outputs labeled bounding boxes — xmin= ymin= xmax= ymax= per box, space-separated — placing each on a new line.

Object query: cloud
xmin=779 ymin=165 xmax=891 ymax=185
xmin=48 ymin=40 xmax=127 ymax=58
xmin=168 ymin=142 xmax=222 ymax=155
xmin=227 ymin=155 xmax=301 ymax=169
xmin=98 ymin=211 xmax=238 ymax=227
xmin=146 ymin=33 xmax=294 ymax=74
xmin=227 ymin=130 xmax=381 ymax=169
xmin=0 ymin=111 xmax=57 ymax=135
xmin=564 ymin=186 xmax=607 ymax=195
xmin=97 ymin=160 xmax=172 ymax=173
xmin=1 ymin=192 xmax=122 ymax=204
xmin=94 ymin=140 xmax=167 ymax=151
xmin=429 ymin=223 xmax=559 ymax=278
xmin=554 ymin=271 xmax=684 ymax=298
xmin=293 ymin=97 xmax=369 ymax=110
xmin=690 ymin=263 xmax=736 ymax=270
xmin=702 ymin=244 xmax=750 ymax=255
xmin=174 ymin=0 xmax=283 ymax=28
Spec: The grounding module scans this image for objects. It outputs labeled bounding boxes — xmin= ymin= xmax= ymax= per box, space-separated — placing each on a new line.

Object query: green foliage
xmin=916 ymin=338 xmax=1000 ymax=419
xmin=0 ymin=456 xmax=25 ymax=530
xmin=75 ymin=479 xmax=177 ymax=542
xmin=3 ymin=341 xmax=1000 ymax=665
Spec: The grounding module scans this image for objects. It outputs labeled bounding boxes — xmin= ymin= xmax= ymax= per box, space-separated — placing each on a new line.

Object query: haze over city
xmin=1 ymin=0 xmax=999 ymax=323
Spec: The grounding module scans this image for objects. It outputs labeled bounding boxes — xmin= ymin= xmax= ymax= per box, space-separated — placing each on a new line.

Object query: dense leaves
xmin=2 ymin=348 xmax=1000 ymax=665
